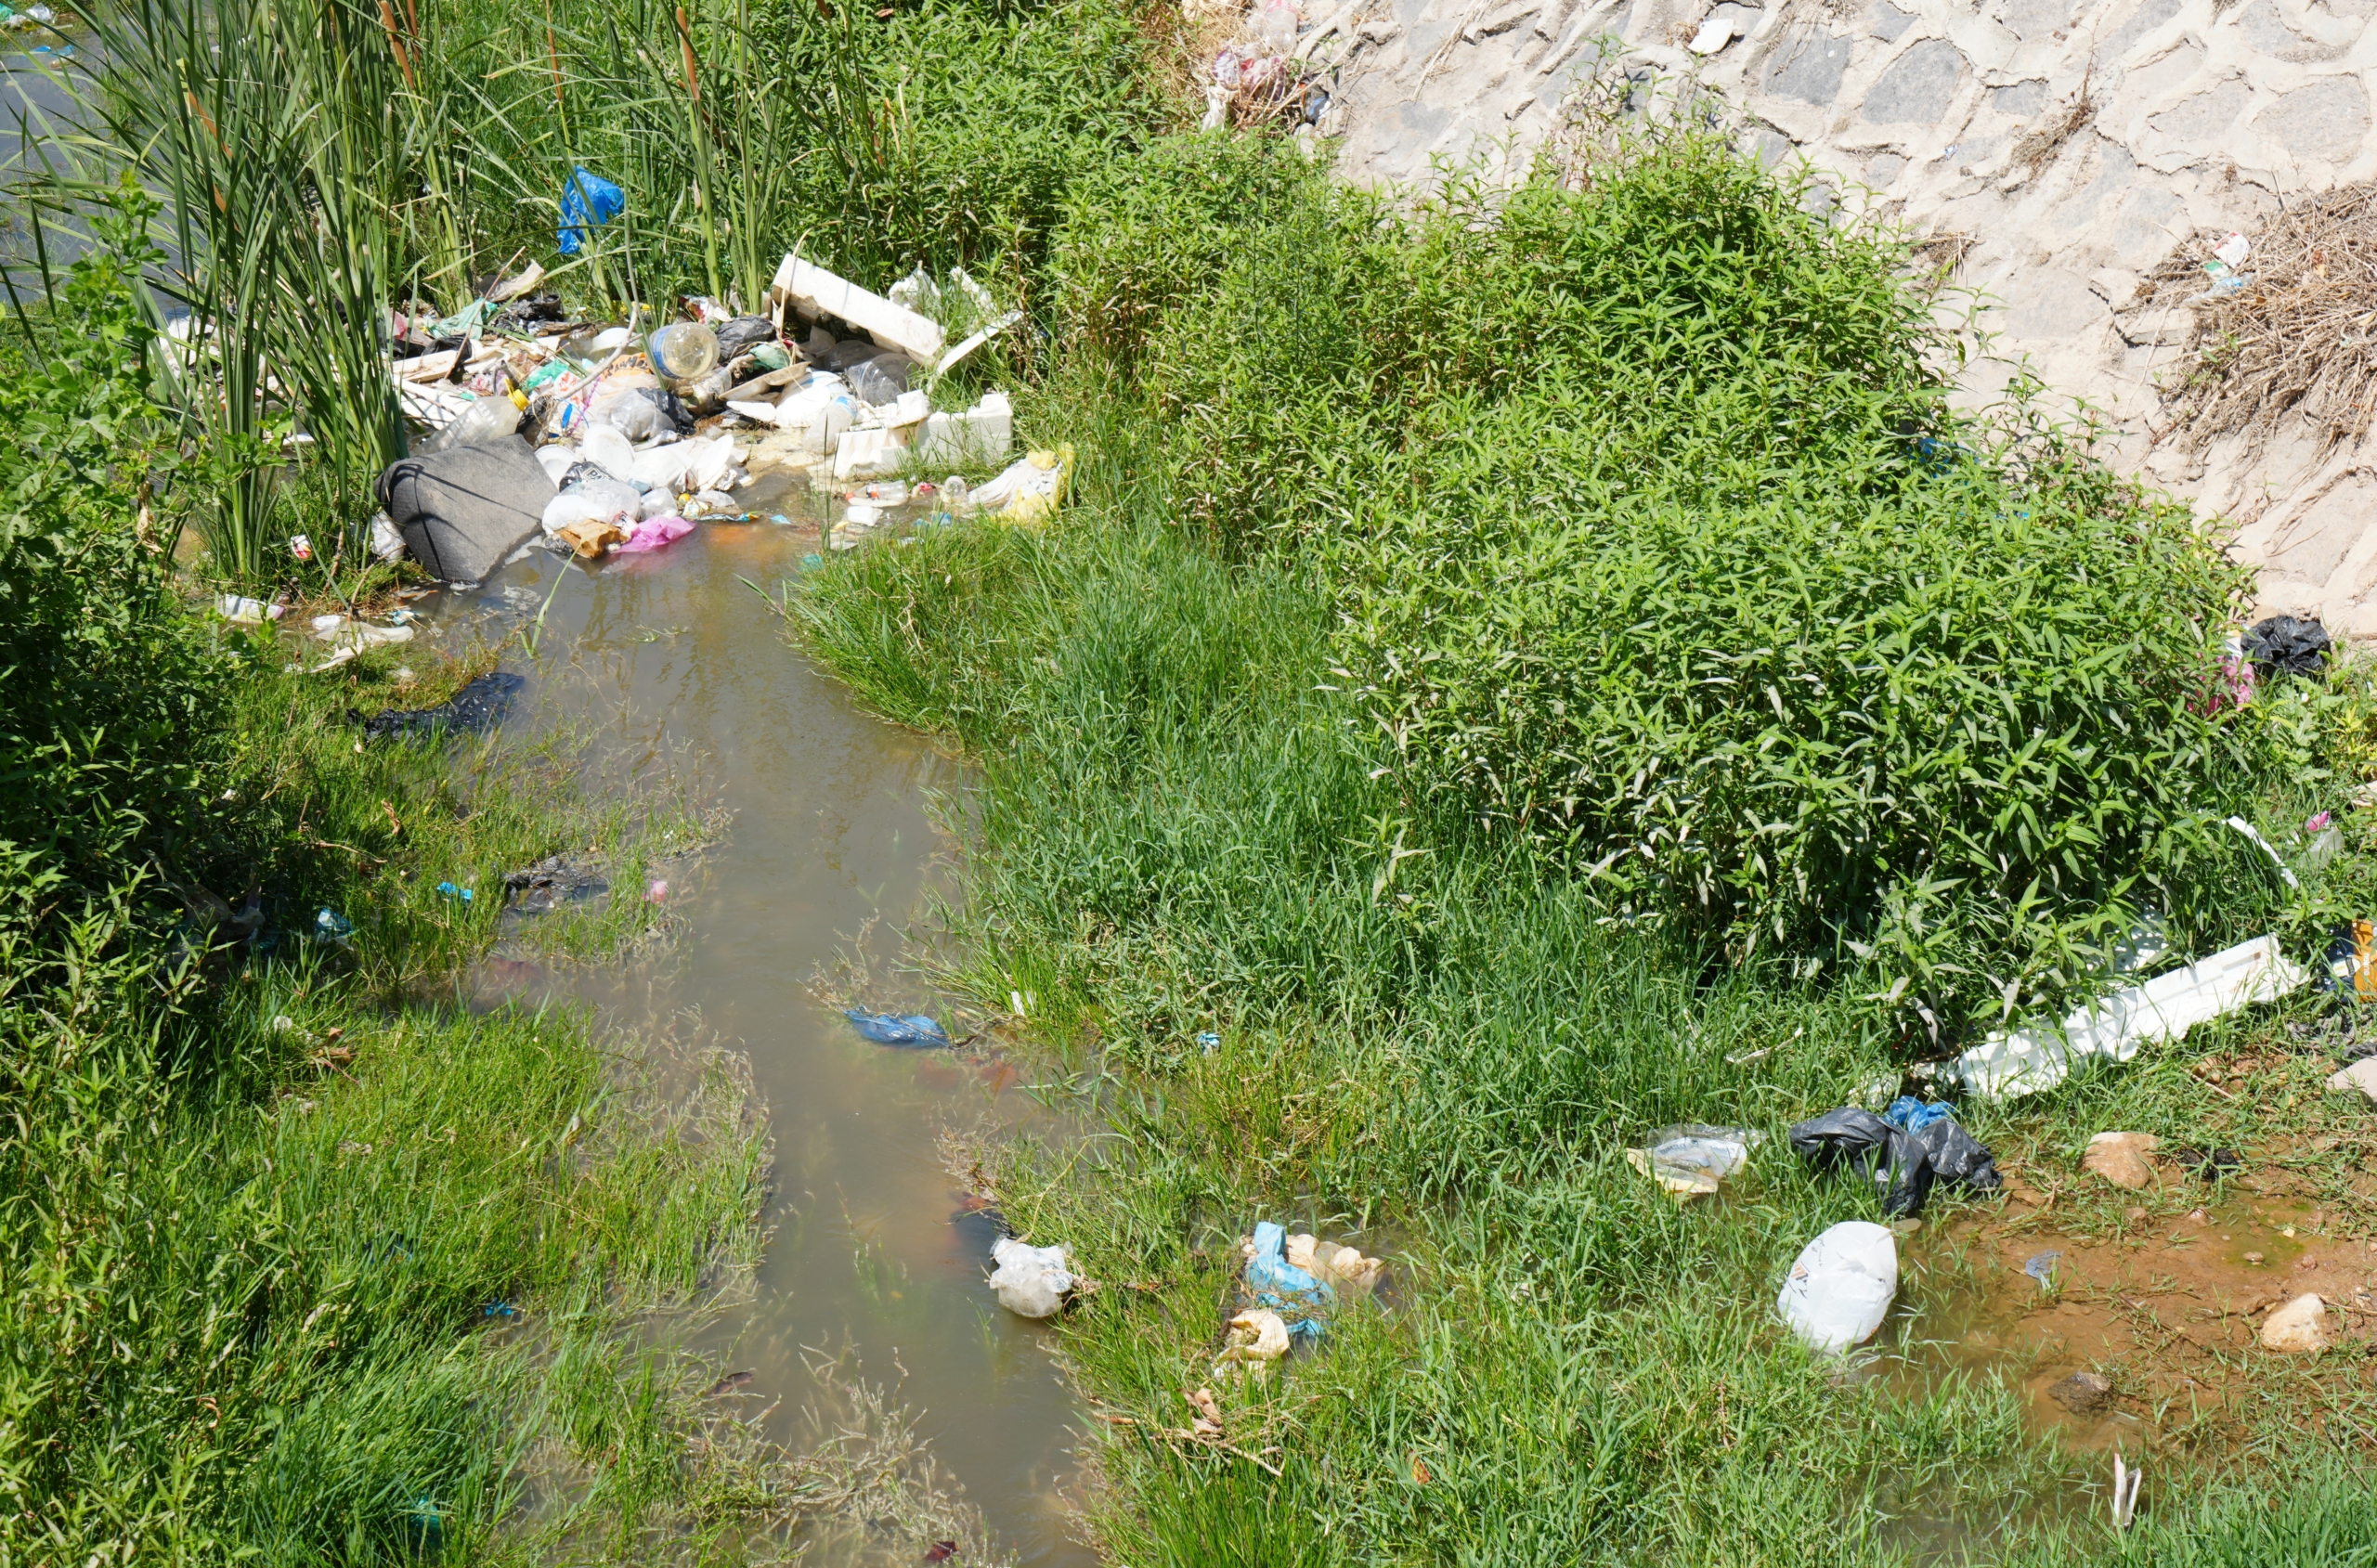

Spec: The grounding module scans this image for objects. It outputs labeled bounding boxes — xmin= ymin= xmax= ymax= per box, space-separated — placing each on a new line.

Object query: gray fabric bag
xmin=376 ymin=435 xmax=555 ymax=582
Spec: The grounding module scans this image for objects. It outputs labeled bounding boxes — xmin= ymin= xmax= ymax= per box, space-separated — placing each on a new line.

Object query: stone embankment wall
xmin=1321 ymin=0 xmax=2377 ymax=631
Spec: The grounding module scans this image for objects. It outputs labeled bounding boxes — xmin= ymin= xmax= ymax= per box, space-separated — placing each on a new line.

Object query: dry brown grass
xmin=2143 ymin=184 xmax=2377 ymax=456
xmin=2007 ymin=69 xmax=2094 ymax=177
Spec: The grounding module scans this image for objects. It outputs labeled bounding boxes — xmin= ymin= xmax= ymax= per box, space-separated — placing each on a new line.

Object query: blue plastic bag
xmin=558 ymin=166 xmax=625 ymax=255
xmin=844 ymin=1009 xmax=952 ymax=1048
xmin=1245 ymin=1221 xmax=1331 ymax=1307
xmin=1882 ymin=1096 xmax=1955 ymax=1133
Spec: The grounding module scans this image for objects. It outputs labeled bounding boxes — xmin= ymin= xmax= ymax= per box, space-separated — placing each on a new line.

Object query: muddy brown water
xmin=421 ymin=509 xmax=1096 ymax=1565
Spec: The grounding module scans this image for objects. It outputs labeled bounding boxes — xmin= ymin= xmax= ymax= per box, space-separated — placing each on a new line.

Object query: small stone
xmin=2246 ymin=1251 xmax=2266 ymax=1263
xmin=1889 ymin=1218 xmax=1922 ymax=1238
xmin=2083 ymin=1132 xmax=2163 ymax=1190
xmin=2327 ymin=1057 xmax=2377 ymax=1101
xmin=2261 ymin=1293 xmax=2329 ymax=1353
xmin=2046 ymin=1369 xmax=2112 ymax=1412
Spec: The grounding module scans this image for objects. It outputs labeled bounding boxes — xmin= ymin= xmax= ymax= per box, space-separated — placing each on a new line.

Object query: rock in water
xmin=2262 ymin=1293 xmax=2329 ymax=1353
xmin=2046 ymin=1369 xmax=2112 ymax=1413
xmin=2083 ymin=1131 xmax=2162 ymax=1190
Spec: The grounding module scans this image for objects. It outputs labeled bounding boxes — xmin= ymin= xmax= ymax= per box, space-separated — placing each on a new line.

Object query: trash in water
xmin=616 ymin=513 xmax=695 ymax=554
xmin=1948 ymin=934 xmax=2306 ymax=1099
xmin=360 ymin=671 xmax=527 ymax=742
xmin=1775 ymin=1220 xmax=1897 ymax=1353
xmin=1625 ymin=1123 xmax=1761 ymax=1199
xmin=503 ymin=856 xmax=611 ymax=914
xmin=1214 ymin=1308 xmax=1291 ymax=1378
xmin=645 ymin=879 xmax=668 ymax=903
xmin=434 ymin=881 xmax=474 ymax=903
xmin=2243 ymin=614 xmax=2330 ymax=680
xmin=558 ymin=166 xmax=625 ymax=254
xmin=1243 ymin=1220 xmax=1329 ymax=1311
xmin=1285 ymin=1230 xmax=1383 ymax=1294
xmin=844 ymin=1009 xmax=953 ymax=1048
xmin=314 ymin=908 xmax=356 ymax=943
xmin=987 ymin=1237 xmax=1073 ymax=1317
xmin=2023 ymin=1249 xmax=2062 ymax=1289
xmin=2111 ymin=1453 xmax=2142 ymax=1530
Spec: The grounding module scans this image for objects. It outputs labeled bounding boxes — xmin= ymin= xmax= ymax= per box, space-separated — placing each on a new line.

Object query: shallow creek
xmin=423 ymin=512 xmax=1095 ymax=1565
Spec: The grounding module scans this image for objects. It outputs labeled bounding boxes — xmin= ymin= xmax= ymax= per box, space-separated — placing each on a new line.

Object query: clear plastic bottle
xmin=646 ymin=321 xmax=720 ymax=382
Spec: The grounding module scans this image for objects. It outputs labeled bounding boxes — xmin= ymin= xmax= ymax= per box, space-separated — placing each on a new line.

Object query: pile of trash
xmin=1212 ymin=1220 xmax=1384 ymax=1380
xmin=1199 ymin=0 xmax=1373 ymax=136
xmin=379 ymin=237 xmax=1036 ymax=573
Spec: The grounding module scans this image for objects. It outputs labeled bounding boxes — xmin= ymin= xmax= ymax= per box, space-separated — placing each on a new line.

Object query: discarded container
xmin=843 ymin=1009 xmax=953 ymax=1048
xmin=1257 ymin=0 xmax=1299 ymax=51
xmin=768 ymin=253 xmax=946 ymax=363
xmin=558 ymin=166 xmax=625 ymax=255
xmin=1949 ymin=934 xmax=2306 ymax=1099
xmin=1626 ymin=1123 xmax=1760 ymax=1199
xmin=988 ymin=1237 xmax=1073 ymax=1317
xmin=913 ymin=392 xmax=1014 ymax=470
xmin=647 ymin=322 xmax=721 ymax=382
xmin=1775 ymin=1220 xmax=1897 ymax=1353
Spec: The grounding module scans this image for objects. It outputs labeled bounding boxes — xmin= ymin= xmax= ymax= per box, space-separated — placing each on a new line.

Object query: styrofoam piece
xmin=912 ymin=391 xmax=1013 ymax=470
xmin=768 ymin=253 xmax=945 ymax=363
xmin=1950 ymin=934 xmax=2306 ymax=1100
xmin=834 ymin=425 xmax=903 ymax=480
xmin=1776 ymin=1221 xmax=1896 ymax=1353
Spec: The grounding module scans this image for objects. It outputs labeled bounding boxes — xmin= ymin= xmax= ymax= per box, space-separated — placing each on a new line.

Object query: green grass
xmin=778 ymin=113 xmax=2377 ymax=1566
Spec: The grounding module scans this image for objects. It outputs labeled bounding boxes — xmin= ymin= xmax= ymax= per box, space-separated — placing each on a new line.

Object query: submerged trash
xmin=361 ymin=671 xmax=526 ymax=742
xmin=1626 ymin=1123 xmax=1761 ymax=1199
xmin=615 ymin=512 xmax=695 ymax=554
xmin=987 ymin=1237 xmax=1073 ymax=1318
xmin=1285 ymin=1231 xmax=1383 ymax=1294
xmin=2023 ymin=1249 xmax=2062 ymax=1289
xmin=843 ymin=1009 xmax=953 ymax=1048
xmin=1243 ymin=1220 xmax=1329 ymax=1314
xmin=1214 ymin=1308 xmax=1292 ymax=1378
xmin=503 ymin=856 xmax=609 ymax=914
xmin=1949 ymin=934 xmax=2306 ymax=1099
xmin=1776 ymin=1220 xmax=1897 ymax=1353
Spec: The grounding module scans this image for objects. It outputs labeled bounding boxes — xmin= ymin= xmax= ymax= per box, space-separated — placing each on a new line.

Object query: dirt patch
xmin=1902 ymin=1163 xmax=2377 ymax=1452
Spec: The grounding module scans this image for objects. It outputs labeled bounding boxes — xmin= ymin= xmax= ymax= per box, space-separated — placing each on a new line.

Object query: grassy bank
xmin=0 ymin=217 xmax=794 ymax=1562
xmin=784 ymin=110 xmax=2377 ymax=1563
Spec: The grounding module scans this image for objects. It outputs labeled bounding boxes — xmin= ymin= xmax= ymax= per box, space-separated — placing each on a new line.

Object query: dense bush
xmin=1070 ymin=121 xmax=2277 ymax=1036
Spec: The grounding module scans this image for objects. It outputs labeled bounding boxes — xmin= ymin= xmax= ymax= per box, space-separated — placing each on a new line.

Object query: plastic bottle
xmin=646 ymin=321 xmax=720 ymax=382
xmin=431 ymin=394 xmax=522 ymax=451
xmin=1257 ymin=0 xmax=1299 ymax=54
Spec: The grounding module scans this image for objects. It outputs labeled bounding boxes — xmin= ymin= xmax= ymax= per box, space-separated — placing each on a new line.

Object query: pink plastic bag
xmin=617 ymin=513 xmax=694 ymax=554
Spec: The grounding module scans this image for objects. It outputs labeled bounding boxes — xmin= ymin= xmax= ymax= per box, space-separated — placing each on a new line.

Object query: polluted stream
xmin=415 ymin=500 xmax=1096 ymax=1566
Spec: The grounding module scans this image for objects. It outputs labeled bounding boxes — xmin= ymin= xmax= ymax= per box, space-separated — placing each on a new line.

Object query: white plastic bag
xmin=540 ymin=477 xmax=642 ymax=537
xmin=1776 ymin=1221 xmax=1897 ymax=1353
xmin=988 ymin=1238 xmax=1073 ymax=1318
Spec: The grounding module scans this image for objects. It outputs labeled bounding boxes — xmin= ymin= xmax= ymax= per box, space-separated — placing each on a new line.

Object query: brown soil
xmin=1907 ymin=1154 xmax=2377 ymax=1451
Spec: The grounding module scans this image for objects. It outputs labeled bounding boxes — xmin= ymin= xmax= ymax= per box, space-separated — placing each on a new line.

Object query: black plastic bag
xmin=712 ymin=316 xmax=778 ymax=360
xmin=361 ymin=672 xmax=526 ymax=742
xmin=2244 ymin=615 xmax=2331 ymax=680
xmin=1787 ymin=1108 xmax=1934 ymax=1218
xmin=1913 ymin=1117 xmax=2001 ymax=1192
